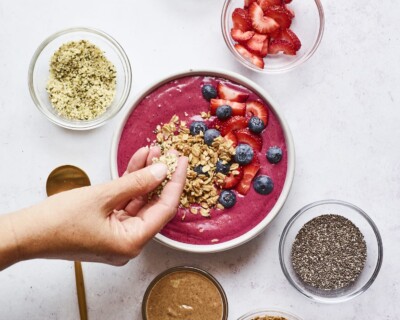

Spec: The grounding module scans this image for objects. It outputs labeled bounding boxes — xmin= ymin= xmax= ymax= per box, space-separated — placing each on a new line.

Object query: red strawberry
xmin=235 ymin=128 xmax=263 ymax=151
xmin=222 ymin=167 xmax=244 ymax=189
xmin=249 ymin=2 xmax=279 ymax=34
xmin=224 ymin=131 xmax=238 ymax=147
xmin=268 ymin=39 xmax=296 ymax=55
xmin=234 ymin=44 xmax=265 ymax=69
xmin=283 ymin=0 xmax=292 ymax=3
xmin=246 ymin=101 xmax=269 ymax=125
xmin=258 ymin=0 xmax=282 ymax=11
xmin=244 ymin=0 xmax=257 ymax=8
xmin=231 ymin=28 xmax=255 ymax=43
xmin=264 ymin=5 xmax=293 ymax=29
xmin=236 ymin=157 xmax=261 ymax=195
xmin=210 ymin=99 xmax=246 ymax=116
xmin=232 ymin=8 xmax=252 ymax=32
xmin=217 ymin=83 xmax=250 ymax=102
xmin=278 ymin=28 xmax=301 ymax=51
xmin=246 ymin=33 xmax=268 ymax=55
xmin=285 ymin=5 xmax=295 ymax=18
xmin=261 ymin=36 xmax=269 ymax=57
xmin=220 ymin=116 xmax=248 ymax=136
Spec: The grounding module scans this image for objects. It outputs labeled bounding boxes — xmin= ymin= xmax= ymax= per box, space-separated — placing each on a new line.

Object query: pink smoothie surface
xmin=117 ymin=75 xmax=288 ymax=245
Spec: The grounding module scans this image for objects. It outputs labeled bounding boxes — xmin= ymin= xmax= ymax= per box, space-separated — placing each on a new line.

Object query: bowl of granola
xmin=110 ymin=69 xmax=294 ymax=253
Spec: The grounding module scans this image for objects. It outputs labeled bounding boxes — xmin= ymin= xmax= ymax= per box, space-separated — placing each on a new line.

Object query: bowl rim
xmin=237 ymin=308 xmax=303 ymax=320
xmin=110 ymin=68 xmax=295 ymax=253
xmin=278 ymin=199 xmax=384 ymax=303
xmin=221 ymin=0 xmax=325 ymax=74
xmin=28 ymin=26 xmax=132 ymax=130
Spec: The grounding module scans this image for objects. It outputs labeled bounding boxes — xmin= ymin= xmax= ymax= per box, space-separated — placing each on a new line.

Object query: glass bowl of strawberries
xmin=221 ymin=0 xmax=324 ymax=73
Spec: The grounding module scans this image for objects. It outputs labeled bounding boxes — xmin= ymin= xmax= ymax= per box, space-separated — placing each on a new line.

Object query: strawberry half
xmin=264 ymin=5 xmax=293 ymax=29
xmin=217 ymin=83 xmax=250 ymax=102
xmin=236 ymin=157 xmax=261 ymax=195
xmin=224 ymin=131 xmax=238 ymax=147
xmin=278 ymin=28 xmax=301 ymax=51
xmin=232 ymin=8 xmax=252 ymax=32
xmin=210 ymin=99 xmax=246 ymax=116
xmin=231 ymin=28 xmax=255 ymax=43
xmin=246 ymin=101 xmax=269 ymax=125
xmin=246 ymin=33 xmax=268 ymax=55
xmin=268 ymin=39 xmax=296 ymax=55
xmin=222 ymin=167 xmax=244 ymax=189
xmin=235 ymin=44 xmax=265 ymax=69
xmin=220 ymin=116 xmax=248 ymax=136
xmin=258 ymin=0 xmax=282 ymax=11
xmin=236 ymin=128 xmax=263 ymax=151
xmin=249 ymin=2 xmax=279 ymax=35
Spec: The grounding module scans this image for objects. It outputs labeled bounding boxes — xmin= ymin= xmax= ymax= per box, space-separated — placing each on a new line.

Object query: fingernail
xmin=149 ymin=163 xmax=168 ymax=180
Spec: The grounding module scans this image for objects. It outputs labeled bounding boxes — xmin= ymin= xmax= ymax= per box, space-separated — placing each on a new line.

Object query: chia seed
xmin=291 ymin=214 xmax=367 ymax=290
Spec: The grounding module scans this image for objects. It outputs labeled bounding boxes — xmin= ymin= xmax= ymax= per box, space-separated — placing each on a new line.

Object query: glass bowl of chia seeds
xmin=279 ymin=199 xmax=383 ymax=303
xmin=28 ymin=27 xmax=132 ymax=130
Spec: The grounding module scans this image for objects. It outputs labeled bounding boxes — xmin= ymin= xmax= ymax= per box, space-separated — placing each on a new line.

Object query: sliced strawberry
xmin=258 ymin=0 xmax=282 ymax=11
xmin=246 ymin=101 xmax=269 ymax=125
xmin=244 ymin=0 xmax=257 ymax=8
xmin=217 ymin=83 xmax=250 ymax=102
xmin=210 ymin=99 xmax=246 ymax=116
xmin=246 ymin=33 xmax=268 ymax=55
xmin=235 ymin=128 xmax=263 ymax=151
xmin=208 ymin=117 xmax=223 ymax=130
xmin=224 ymin=131 xmax=238 ymax=147
xmin=234 ymin=44 xmax=265 ymax=69
xmin=261 ymin=36 xmax=269 ymax=57
xmin=249 ymin=2 xmax=279 ymax=35
xmin=283 ymin=0 xmax=292 ymax=3
xmin=232 ymin=8 xmax=252 ymax=32
xmin=220 ymin=116 xmax=248 ymax=136
xmin=231 ymin=28 xmax=255 ymax=43
xmin=222 ymin=167 xmax=243 ymax=189
xmin=236 ymin=157 xmax=261 ymax=195
xmin=264 ymin=5 xmax=293 ymax=29
xmin=285 ymin=5 xmax=295 ymax=18
xmin=278 ymin=28 xmax=301 ymax=51
xmin=268 ymin=39 xmax=296 ymax=55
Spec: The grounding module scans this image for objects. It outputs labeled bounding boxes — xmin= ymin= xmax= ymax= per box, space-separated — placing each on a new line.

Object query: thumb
xmin=104 ymin=163 xmax=168 ymax=208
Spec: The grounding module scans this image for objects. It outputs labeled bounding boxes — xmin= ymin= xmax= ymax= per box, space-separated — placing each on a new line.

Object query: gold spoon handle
xmin=74 ymin=261 xmax=88 ymax=320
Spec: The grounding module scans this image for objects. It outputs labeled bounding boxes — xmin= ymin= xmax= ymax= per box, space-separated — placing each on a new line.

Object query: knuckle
xmin=131 ymin=173 xmax=148 ymax=192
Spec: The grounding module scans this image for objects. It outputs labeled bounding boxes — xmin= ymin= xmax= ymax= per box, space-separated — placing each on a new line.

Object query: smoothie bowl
xmin=110 ymin=70 xmax=294 ymax=253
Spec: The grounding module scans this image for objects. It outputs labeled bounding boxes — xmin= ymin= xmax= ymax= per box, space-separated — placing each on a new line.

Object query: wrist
xmin=0 ymin=213 xmax=22 ymax=270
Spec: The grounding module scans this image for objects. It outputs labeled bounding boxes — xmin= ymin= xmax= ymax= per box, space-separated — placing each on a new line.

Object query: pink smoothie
xmin=117 ymin=75 xmax=288 ymax=245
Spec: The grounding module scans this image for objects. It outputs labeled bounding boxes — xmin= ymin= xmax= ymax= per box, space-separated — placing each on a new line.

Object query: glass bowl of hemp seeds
xmin=279 ymin=199 xmax=383 ymax=303
xmin=29 ymin=27 xmax=132 ymax=130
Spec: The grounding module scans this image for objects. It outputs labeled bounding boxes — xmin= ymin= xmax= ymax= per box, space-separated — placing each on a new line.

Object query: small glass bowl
xmin=221 ymin=0 xmax=324 ymax=73
xmin=28 ymin=27 xmax=132 ymax=130
xmin=238 ymin=309 xmax=302 ymax=320
xmin=279 ymin=200 xmax=383 ymax=303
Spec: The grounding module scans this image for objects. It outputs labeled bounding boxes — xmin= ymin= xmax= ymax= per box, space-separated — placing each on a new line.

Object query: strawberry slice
xmin=210 ymin=99 xmax=246 ymax=116
xmin=268 ymin=39 xmax=296 ymax=55
xmin=261 ymin=36 xmax=269 ymax=57
xmin=220 ymin=116 xmax=248 ymax=136
xmin=283 ymin=0 xmax=292 ymax=3
xmin=278 ymin=28 xmax=301 ymax=51
xmin=222 ymin=167 xmax=244 ymax=189
xmin=236 ymin=157 xmax=261 ymax=195
xmin=224 ymin=131 xmax=238 ymax=147
xmin=246 ymin=33 xmax=268 ymax=55
xmin=231 ymin=28 xmax=255 ymax=43
xmin=249 ymin=2 xmax=279 ymax=35
xmin=246 ymin=101 xmax=269 ymax=125
xmin=232 ymin=8 xmax=252 ymax=32
xmin=244 ymin=0 xmax=257 ymax=8
xmin=235 ymin=128 xmax=263 ymax=151
xmin=234 ymin=44 xmax=265 ymax=69
xmin=258 ymin=0 xmax=282 ymax=11
xmin=264 ymin=5 xmax=293 ymax=29
xmin=217 ymin=83 xmax=250 ymax=102
xmin=285 ymin=5 xmax=295 ymax=18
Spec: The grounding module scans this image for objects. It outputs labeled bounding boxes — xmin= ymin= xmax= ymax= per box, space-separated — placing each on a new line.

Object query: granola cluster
xmin=153 ymin=115 xmax=238 ymax=217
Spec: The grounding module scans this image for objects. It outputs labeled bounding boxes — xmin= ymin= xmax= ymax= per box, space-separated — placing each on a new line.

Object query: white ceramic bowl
xmin=110 ymin=69 xmax=295 ymax=253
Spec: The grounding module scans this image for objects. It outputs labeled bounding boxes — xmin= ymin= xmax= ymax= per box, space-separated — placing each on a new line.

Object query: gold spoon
xmin=46 ymin=165 xmax=90 ymax=320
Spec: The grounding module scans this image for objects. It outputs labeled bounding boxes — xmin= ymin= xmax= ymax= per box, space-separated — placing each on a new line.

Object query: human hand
xmin=2 ymin=146 xmax=188 ymax=268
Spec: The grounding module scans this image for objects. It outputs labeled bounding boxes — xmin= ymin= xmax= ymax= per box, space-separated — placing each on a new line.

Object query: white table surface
xmin=0 ymin=0 xmax=399 ymax=319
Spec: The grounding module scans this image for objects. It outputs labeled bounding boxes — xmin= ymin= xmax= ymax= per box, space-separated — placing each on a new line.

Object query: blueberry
xmin=253 ymin=175 xmax=274 ymax=195
xmin=234 ymin=144 xmax=254 ymax=165
xmin=248 ymin=116 xmax=265 ymax=134
xmin=218 ymin=190 xmax=237 ymax=208
xmin=201 ymin=84 xmax=218 ymax=101
xmin=193 ymin=165 xmax=209 ymax=176
xmin=216 ymin=105 xmax=232 ymax=120
xmin=216 ymin=160 xmax=231 ymax=174
xmin=190 ymin=121 xmax=208 ymax=136
xmin=204 ymin=129 xmax=221 ymax=146
xmin=266 ymin=146 xmax=283 ymax=164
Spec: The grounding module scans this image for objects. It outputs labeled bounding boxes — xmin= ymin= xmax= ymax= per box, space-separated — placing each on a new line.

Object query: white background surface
xmin=0 ymin=0 xmax=399 ymax=319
